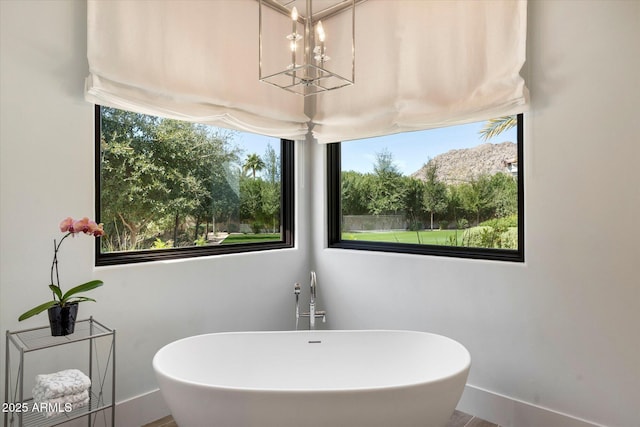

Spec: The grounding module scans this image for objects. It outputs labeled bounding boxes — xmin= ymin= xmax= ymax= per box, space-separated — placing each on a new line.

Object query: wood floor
xmin=143 ymin=415 xmax=177 ymax=427
xmin=143 ymin=410 xmax=500 ymax=427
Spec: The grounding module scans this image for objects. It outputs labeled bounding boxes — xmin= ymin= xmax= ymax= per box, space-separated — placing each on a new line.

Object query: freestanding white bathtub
xmin=153 ymin=330 xmax=471 ymax=427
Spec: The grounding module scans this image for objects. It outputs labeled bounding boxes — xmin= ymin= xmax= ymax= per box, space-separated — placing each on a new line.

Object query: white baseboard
xmin=57 ymin=389 xmax=169 ymax=427
xmin=60 ymin=384 xmax=606 ymax=427
xmin=56 ymin=389 xmax=169 ymax=427
xmin=457 ymin=384 xmax=606 ymax=427
xmin=115 ymin=389 xmax=169 ymax=427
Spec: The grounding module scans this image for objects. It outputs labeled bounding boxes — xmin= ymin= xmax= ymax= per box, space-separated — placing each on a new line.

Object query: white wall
xmin=312 ymin=1 xmax=640 ymax=426
xmin=1 ymin=1 xmax=639 ymax=427
xmin=0 ymin=1 xmax=309 ymax=424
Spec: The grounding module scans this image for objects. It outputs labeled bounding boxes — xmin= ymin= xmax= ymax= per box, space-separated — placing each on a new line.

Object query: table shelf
xmin=4 ymin=317 xmax=115 ymax=427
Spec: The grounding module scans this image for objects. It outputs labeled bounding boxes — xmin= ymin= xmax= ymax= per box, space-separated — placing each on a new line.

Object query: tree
xmin=479 ymin=115 xmax=517 ymax=141
xmin=487 ymin=172 xmax=518 ymax=218
xmin=260 ymin=181 xmax=280 ymax=232
xmin=402 ymin=177 xmax=425 ymax=229
xmin=195 ymin=128 xmax=242 ymax=235
xmin=243 ymin=153 xmax=265 ymax=178
xmin=422 ymin=160 xmax=448 ymax=230
xmin=208 ymin=160 xmax=241 ymax=235
xmin=154 ymin=120 xmax=213 ymax=245
xmin=100 ymin=108 xmax=163 ymax=250
xmin=259 ymin=144 xmax=281 ymax=232
xmin=100 ymin=108 xmax=242 ymax=250
xmin=373 ymin=148 xmax=401 ymax=176
xmin=341 ymin=171 xmax=371 ymax=216
xmin=457 ymin=182 xmax=479 ymax=226
xmin=445 ymin=185 xmax=464 ymax=228
xmin=239 ymin=176 xmax=263 ymax=224
xmin=458 ymin=175 xmax=494 ymax=225
xmin=261 ymin=143 xmax=280 ymax=184
xmin=368 ymin=149 xmax=406 ymax=215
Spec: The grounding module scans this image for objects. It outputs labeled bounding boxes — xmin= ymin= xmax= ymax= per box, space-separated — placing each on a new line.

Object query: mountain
xmin=411 ymin=141 xmax=517 ymax=185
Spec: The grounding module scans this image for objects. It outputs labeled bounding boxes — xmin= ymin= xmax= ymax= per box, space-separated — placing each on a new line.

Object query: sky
xmin=341 ymin=120 xmax=518 ymax=175
xmin=225 ymin=118 xmax=518 ymax=176
xmin=233 ymin=132 xmax=281 ymax=158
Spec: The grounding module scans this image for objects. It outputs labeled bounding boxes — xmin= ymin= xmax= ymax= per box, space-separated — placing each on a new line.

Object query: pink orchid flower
xmin=87 ymin=220 xmax=105 ymax=237
xmin=72 ymin=217 xmax=90 ymax=234
xmin=59 ymin=217 xmax=74 ymax=233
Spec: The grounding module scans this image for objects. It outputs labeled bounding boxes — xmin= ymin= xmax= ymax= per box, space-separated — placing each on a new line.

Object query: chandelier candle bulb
xmin=316 ymin=20 xmax=325 ymax=42
xmin=317 ymin=20 xmax=326 ymax=64
xmin=290 ymin=7 xmax=298 ymax=81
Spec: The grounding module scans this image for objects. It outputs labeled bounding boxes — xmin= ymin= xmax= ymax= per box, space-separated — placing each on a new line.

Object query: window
xmin=95 ymin=106 xmax=294 ymax=265
xmin=328 ymin=115 xmax=524 ymax=262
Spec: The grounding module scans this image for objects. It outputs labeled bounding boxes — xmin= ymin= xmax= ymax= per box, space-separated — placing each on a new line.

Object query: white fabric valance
xmin=85 ymin=0 xmax=308 ymax=139
xmin=85 ymin=0 xmax=527 ymax=143
xmin=312 ymin=0 xmax=528 ymax=143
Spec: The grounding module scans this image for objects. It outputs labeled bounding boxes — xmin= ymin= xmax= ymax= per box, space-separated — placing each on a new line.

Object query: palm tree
xmin=243 ymin=153 xmax=265 ymax=179
xmin=479 ymin=115 xmax=517 ymax=141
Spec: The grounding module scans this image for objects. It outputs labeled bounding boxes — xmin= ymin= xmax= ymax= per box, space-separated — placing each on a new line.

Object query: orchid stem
xmin=50 ymin=232 xmax=71 ymax=301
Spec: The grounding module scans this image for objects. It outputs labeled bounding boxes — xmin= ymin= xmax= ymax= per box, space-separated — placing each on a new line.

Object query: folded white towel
xmin=32 ymin=369 xmax=91 ymax=401
xmin=37 ymin=390 xmax=90 ymax=418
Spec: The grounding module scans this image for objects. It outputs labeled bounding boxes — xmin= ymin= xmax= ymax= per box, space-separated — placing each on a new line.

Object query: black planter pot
xmin=48 ymin=303 xmax=79 ymax=336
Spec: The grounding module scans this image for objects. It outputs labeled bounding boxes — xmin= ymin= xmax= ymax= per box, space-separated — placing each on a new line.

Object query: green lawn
xmin=220 ymin=230 xmax=460 ymax=246
xmin=220 ymin=233 xmax=281 ymax=244
xmin=219 ymin=228 xmax=512 ymax=248
xmin=342 ymin=229 xmax=463 ymax=245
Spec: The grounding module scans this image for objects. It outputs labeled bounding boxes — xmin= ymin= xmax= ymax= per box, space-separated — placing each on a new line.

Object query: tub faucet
xmin=294 ymin=271 xmax=326 ymax=330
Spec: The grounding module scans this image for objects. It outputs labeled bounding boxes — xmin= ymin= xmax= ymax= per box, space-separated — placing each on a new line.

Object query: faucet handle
xmin=294 ymin=283 xmax=301 ymax=295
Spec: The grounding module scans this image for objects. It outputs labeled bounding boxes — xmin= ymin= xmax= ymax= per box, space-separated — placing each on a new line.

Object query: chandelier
xmin=259 ymin=0 xmax=355 ymax=96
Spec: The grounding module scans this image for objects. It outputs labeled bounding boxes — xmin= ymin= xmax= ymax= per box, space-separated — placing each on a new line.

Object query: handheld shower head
xmin=310 ymin=271 xmax=317 ymax=302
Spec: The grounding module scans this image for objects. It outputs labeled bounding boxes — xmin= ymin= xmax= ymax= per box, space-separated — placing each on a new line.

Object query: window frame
xmin=327 ymin=114 xmax=524 ymax=262
xmin=94 ymin=105 xmax=295 ymax=266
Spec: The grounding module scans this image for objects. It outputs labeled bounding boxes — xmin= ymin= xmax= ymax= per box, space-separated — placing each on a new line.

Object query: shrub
xmin=480 ymin=214 xmax=518 ymax=230
xmin=152 ymin=238 xmax=173 ymax=249
xmin=462 ymin=226 xmax=495 ymax=248
xmin=462 ymin=225 xmax=518 ymax=249
xmin=407 ymin=222 xmax=422 ymax=231
xmin=456 ymin=218 xmax=469 ymax=229
xmin=500 ymin=228 xmax=518 ymax=249
xmin=251 ymin=221 xmax=264 ymax=234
